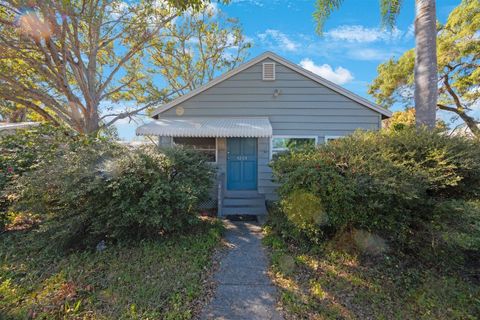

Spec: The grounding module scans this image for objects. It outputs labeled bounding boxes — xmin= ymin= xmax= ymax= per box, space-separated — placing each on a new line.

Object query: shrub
xmin=15 ymin=143 xmax=214 ymax=250
xmin=0 ymin=125 xmax=76 ymax=229
xmin=271 ymin=128 xmax=480 ymax=251
xmin=264 ymin=203 xmax=311 ymax=247
xmin=0 ymin=125 xmax=73 ymax=182
xmin=419 ymin=200 xmax=480 ymax=269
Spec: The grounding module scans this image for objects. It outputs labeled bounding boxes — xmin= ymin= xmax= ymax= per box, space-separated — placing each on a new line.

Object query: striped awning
xmin=136 ymin=117 xmax=272 ymax=138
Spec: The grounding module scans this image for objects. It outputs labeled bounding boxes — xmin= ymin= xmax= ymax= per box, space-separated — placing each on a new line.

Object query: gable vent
xmin=262 ymin=62 xmax=276 ymax=81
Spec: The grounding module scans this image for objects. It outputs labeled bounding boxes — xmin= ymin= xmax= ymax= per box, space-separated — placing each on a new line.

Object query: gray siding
xmin=159 ymin=58 xmax=382 ymax=200
xmin=257 ymin=137 xmax=275 ymax=200
xmin=216 ymin=138 xmax=227 ymax=178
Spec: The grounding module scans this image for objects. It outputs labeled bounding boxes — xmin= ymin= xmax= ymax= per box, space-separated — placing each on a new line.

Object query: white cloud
xmin=349 ymin=48 xmax=395 ymax=61
xmin=326 ymin=25 xmax=403 ymax=43
xmin=203 ymin=2 xmax=218 ymax=16
xmin=183 ymin=1 xmax=218 ymax=19
xmin=231 ymin=0 xmax=264 ymax=7
xmin=299 ymin=58 xmax=354 ymax=85
xmin=254 ymin=27 xmax=407 ymax=62
xmin=110 ymin=1 xmax=129 ymax=19
xmin=226 ymin=33 xmax=237 ymax=46
xmin=257 ymin=29 xmax=299 ymax=52
xmin=405 ymin=24 xmax=415 ymax=39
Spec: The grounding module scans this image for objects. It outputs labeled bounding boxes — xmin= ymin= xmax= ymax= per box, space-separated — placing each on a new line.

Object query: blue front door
xmin=227 ymin=138 xmax=257 ymax=190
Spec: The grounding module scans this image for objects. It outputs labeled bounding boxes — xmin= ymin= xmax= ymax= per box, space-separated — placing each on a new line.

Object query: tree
xmin=383 ymin=108 xmax=417 ymax=132
xmin=0 ymin=0 xmax=231 ymax=134
xmin=0 ymin=100 xmax=26 ymax=122
xmin=383 ymin=108 xmax=447 ymax=132
xmin=149 ymin=9 xmax=250 ymax=98
xmin=314 ymin=0 xmax=438 ymax=129
xmin=369 ymin=0 xmax=480 ymax=138
xmin=0 ymin=48 xmax=62 ymax=125
xmin=100 ymin=4 xmax=251 ymax=125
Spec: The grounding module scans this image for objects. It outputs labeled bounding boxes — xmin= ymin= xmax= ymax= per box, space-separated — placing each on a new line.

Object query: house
xmin=136 ymin=52 xmax=392 ymax=215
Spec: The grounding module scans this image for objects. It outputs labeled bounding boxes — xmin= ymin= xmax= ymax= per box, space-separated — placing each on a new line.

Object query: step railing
xmin=217 ymin=172 xmax=225 ymax=216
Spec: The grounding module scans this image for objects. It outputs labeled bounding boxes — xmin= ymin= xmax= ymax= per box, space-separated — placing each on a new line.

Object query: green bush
xmin=271 ymin=128 xmax=480 ymax=250
xmin=0 ymin=125 xmax=75 ymax=229
xmin=0 ymin=125 xmax=73 ymax=181
xmin=15 ymin=144 xmax=215 ymax=250
xmin=420 ymin=200 xmax=480 ymax=268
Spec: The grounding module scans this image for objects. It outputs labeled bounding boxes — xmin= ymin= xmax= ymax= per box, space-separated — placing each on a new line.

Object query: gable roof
xmin=151 ymin=51 xmax=392 ymax=119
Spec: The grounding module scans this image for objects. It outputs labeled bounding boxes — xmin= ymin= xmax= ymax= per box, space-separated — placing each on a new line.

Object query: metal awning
xmin=136 ymin=117 xmax=272 ymax=138
xmin=0 ymin=122 xmax=39 ymax=131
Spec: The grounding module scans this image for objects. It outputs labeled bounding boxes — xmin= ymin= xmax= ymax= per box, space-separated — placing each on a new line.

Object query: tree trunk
xmin=414 ymin=0 xmax=438 ymax=129
xmin=85 ymin=112 xmax=100 ymax=135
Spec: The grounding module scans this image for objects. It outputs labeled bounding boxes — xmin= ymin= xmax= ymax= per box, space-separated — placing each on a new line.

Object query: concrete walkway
xmin=200 ymin=220 xmax=283 ymax=320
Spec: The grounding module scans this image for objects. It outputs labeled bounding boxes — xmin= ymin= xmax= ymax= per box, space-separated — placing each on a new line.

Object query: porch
xmin=136 ymin=117 xmax=273 ymax=216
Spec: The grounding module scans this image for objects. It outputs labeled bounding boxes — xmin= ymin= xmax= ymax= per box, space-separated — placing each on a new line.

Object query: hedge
xmin=271 ymin=128 xmax=480 ymax=250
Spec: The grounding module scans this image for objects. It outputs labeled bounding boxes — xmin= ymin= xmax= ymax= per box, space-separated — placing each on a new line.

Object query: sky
xmin=116 ymin=0 xmax=462 ymax=141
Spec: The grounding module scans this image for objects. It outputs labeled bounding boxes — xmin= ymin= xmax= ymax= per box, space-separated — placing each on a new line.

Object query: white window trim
xmin=198 ymin=137 xmax=218 ymax=164
xmin=173 ymin=137 xmax=218 ymax=164
xmin=324 ymin=135 xmax=344 ymax=144
xmin=270 ymin=135 xmax=318 ymax=160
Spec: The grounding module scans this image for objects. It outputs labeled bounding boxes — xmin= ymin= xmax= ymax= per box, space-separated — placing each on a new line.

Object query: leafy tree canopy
xmin=383 ymin=108 xmax=447 ymax=132
xmin=149 ymin=9 xmax=250 ymax=98
xmin=0 ymin=0 xmax=247 ymax=135
xmin=369 ymin=0 xmax=480 ymax=137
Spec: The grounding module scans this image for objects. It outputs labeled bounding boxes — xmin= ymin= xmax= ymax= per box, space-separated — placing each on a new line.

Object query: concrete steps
xmin=224 ymin=190 xmax=261 ymax=198
xmin=222 ymin=191 xmax=267 ymax=216
xmin=223 ymin=197 xmax=265 ymax=207
xmin=222 ymin=206 xmax=267 ymax=215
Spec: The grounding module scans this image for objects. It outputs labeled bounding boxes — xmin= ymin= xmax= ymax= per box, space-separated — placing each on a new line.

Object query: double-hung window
xmin=270 ymin=136 xmax=317 ymax=158
xmin=173 ymin=137 xmax=217 ymax=163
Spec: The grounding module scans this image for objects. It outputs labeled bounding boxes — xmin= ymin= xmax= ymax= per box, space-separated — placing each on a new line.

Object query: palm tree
xmin=314 ymin=0 xmax=437 ymax=129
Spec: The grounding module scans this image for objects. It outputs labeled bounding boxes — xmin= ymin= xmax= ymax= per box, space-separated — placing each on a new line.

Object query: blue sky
xmin=116 ymin=0 xmax=462 ymax=140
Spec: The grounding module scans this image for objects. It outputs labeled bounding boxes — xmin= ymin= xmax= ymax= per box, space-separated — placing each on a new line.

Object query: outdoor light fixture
xmin=273 ymin=88 xmax=281 ymax=97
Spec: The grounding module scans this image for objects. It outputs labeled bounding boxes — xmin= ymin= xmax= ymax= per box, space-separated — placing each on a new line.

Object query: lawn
xmin=0 ymin=217 xmax=223 ymax=319
xmin=263 ymin=205 xmax=480 ymax=320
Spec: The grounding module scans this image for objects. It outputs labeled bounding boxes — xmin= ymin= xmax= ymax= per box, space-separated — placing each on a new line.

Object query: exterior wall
xmin=158 ymin=58 xmax=382 ymax=200
xmin=257 ymin=137 xmax=276 ymax=200
xmin=214 ymin=137 xmax=273 ymax=200
xmin=158 ymin=136 xmax=173 ymax=147
xmin=216 ymin=138 xmax=227 ymax=180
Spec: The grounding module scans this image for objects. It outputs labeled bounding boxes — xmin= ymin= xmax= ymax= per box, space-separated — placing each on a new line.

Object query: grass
xmin=263 ymin=205 xmax=480 ymax=320
xmin=0 ymin=217 xmax=223 ymax=319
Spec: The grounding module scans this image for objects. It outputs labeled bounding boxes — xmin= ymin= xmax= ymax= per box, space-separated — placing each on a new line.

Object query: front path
xmin=200 ymin=220 xmax=283 ymax=320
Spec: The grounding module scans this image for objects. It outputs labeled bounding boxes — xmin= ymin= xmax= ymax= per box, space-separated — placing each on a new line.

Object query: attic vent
xmin=262 ymin=62 xmax=275 ymax=81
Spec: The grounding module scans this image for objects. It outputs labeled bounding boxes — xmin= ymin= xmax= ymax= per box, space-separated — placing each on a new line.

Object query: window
xmin=173 ymin=137 xmax=217 ymax=162
xmin=324 ymin=136 xmax=343 ymax=144
xmin=271 ymin=136 xmax=317 ymax=158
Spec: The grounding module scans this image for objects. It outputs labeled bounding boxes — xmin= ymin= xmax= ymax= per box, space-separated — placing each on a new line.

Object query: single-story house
xmin=136 ymin=52 xmax=392 ymax=215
